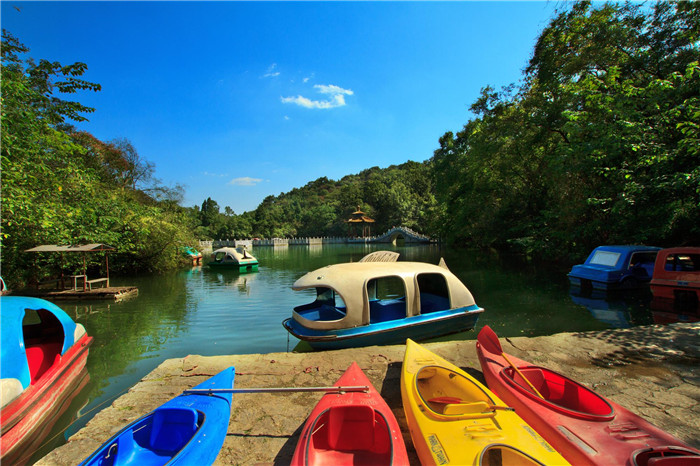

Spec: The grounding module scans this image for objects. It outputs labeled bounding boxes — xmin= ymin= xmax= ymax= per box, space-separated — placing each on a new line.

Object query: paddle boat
xmin=282 ymin=253 xmax=484 ymax=350
xmin=1 ymin=296 xmax=93 ymax=462
xmin=181 ymin=246 xmax=203 ymax=266
xmin=290 ymin=362 xmax=408 ymax=465
xmin=207 ymin=247 xmax=258 ymax=272
xmin=476 ymin=325 xmax=700 ymax=466
xmin=650 ymin=247 xmax=700 ymax=309
xmin=400 ymin=339 xmax=568 ymax=466
xmin=79 ymin=367 xmax=235 ymax=466
xmin=568 ymin=245 xmax=661 ymax=290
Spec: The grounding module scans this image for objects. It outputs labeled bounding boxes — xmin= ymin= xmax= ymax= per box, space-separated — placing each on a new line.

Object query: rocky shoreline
xmin=39 ymin=322 xmax=700 ymax=465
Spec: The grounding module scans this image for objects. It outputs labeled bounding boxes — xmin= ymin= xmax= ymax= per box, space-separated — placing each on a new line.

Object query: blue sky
xmin=2 ymin=1 xmax=560 ymax=213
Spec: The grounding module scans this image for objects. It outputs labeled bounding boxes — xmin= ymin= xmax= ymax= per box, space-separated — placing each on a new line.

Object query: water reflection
xmin=568 ymin=287 xmax=655 ymax=328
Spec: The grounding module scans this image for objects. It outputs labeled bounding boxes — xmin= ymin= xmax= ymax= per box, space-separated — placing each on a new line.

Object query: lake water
xmin=28 ymin=243 xmax=696 ymax=464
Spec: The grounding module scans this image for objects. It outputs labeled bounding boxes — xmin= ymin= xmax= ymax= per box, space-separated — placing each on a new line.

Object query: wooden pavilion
xmin=347 ymin=207 xmax=375 ymax=238
xmin=25 ymin=243 xmax=114 ymax=291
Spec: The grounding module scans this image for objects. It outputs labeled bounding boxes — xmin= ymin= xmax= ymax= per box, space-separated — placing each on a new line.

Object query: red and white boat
xmin=1 ymin=296 xmax=93 ymax=462
xmin=290 ymin=362 xmax=409 ymax=466
xmin=476 ymin=325 xmax=700 ymax=466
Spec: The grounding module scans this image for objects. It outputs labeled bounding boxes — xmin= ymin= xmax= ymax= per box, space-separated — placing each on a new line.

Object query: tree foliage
xmin=431 ymin=1 xmax=700 ymax=259
xmin=192 ymin=162 xmax=437 ymax=240
xmin=1 ymin=30 xmax=197 ymax=286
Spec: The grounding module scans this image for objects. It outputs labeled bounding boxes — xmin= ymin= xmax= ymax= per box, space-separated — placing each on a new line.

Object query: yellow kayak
xmin=400 ymin=339 xmax=570 ymax=466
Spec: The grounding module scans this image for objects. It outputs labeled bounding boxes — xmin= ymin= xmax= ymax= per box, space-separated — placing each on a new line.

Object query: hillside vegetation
xmin=2 ymin=2 xmax=698 ymax=286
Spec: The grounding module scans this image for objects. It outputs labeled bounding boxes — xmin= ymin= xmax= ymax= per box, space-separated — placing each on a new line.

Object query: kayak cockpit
xmin=502 ymin=366 xmax=615 ymax=420
xmin=97 ymin=407 xmax=204 ymax=465
xmin=304 ymin=405 xmax=393 ymax=465
xmin=416 ymin=366 xmax=499 ymax=419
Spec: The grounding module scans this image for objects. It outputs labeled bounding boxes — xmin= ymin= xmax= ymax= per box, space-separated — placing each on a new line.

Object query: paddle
xmin=183 ymin=385 xmax=369 ymax=395
xmin=427 ymin=397 xmax=515 ymax=412
xmin=478 ymin=325 xmax=545 ymax=400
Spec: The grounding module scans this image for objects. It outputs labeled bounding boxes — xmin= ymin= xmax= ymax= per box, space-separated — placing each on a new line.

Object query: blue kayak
xmin=79 ymin=367 xmax=234 ymax=466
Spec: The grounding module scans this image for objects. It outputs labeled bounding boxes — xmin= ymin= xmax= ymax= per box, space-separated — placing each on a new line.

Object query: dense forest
xmin=2 ymin=1 xmax=699 ymax=287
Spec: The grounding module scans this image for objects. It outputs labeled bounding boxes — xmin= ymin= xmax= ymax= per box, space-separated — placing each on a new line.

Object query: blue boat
xmin=568 ymin=245 xmax=661 ymax=290
xmin=79 ymin=367 xmax=234 ymax=466
xmin=282 ymin=252 xmax=484 ymax=350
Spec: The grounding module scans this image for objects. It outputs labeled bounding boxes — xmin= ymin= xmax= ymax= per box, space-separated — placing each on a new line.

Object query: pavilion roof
xmin=25 ymin=243 xmax=116 ymax=253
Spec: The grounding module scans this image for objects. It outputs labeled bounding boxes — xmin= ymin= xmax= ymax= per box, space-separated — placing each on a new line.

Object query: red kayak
xmin=476 ymin=325 xmax=700 ymax=466
xmin=290 ymin=362 xmax=409 ymax=466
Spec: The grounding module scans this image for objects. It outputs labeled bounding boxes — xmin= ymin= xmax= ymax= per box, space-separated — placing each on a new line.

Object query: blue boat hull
xmin=283 ymin=306 xmax=483 ymax=350
xmin=79 ymin=367 xmax=234 ymax=466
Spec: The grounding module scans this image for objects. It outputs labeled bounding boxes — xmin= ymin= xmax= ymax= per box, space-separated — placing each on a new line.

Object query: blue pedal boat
xmin=568 ymin=245 xmax=661 ymax=291
xmin=79 ymin=367 xmax=234 ymax=466
xmin=282 ymin=252 xmax=484 ymax=350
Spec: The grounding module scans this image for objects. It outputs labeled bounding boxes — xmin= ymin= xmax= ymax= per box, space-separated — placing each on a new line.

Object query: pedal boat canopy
xmin=208 ymin=247 xmax=258 ymax=267
xmin=0 ymin=296 xmax=87 ymax=408
xmin=290 ymin=260 xmax=479 ymax=331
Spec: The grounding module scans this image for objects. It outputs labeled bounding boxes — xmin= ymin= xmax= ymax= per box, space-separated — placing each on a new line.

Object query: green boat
xmin=207 ymin=247 xmax=259 ymax=272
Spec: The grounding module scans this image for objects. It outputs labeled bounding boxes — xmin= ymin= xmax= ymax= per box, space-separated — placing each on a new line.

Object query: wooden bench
xmin=86 ymin=277 xmax=109 ymax=290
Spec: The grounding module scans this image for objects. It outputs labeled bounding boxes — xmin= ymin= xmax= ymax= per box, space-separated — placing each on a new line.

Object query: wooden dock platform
xmin=16 ymin=286 xmax=138 ymax=302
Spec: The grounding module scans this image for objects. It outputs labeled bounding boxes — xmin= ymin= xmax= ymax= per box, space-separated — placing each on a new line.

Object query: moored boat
xmin=476 ymin=325 xmax=700 ymax=466
xmin=79 ymin=367 xmax=235 ymax=465
xmin=282 ymin=253 xmax=484 ymax=350
xmin=1 ymin=296 xmax=93 ymax=462
xmin=290 ymin=362 xmax=408 ymax=466
xmin=650 ymin=247 xmax=700 ymax=309
xmin=568 ymin=245 xmax=660 ymax=291
xmin=400 ymin=338 xmax=569 ymax=466
xmin=207 ymin=247 xmax=259 ymax=272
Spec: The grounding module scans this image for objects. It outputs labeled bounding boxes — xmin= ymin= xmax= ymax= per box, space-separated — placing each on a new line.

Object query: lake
xmin=27 ymin=243 xmax=694 ymax=464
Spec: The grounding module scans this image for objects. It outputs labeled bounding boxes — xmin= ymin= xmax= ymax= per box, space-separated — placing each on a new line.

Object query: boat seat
xmin=25 ymin=341 xmax=62 ymax=384
xmin=648 ymin=457 xmax=700 ymax=466
xmin=443 ymin=401 xmax=493 ymax=416
xmin=149 ymin=407 xmax=199 ymax=453
xmin=114 ymin=428 xmax=135 ymax=463
xmin=327 ymin=405 xmax=375 ymax=451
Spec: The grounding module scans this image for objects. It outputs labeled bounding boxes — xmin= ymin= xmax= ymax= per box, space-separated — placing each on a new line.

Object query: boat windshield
xmin=589 ymin=250 xmax=621 ymax=267
xmin=664 ymin=253 xmax=700 ymax=272
xmin=293 ymin=287 xmax=347 ymax=322
xmin=479 ymin=445 xmax=545 ymax=466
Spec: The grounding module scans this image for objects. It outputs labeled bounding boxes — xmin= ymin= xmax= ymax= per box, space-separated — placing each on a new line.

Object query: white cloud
xmin=281 ymin=83 xmax=354 ymax=109
xmin=262 ymin=63 xmax=280 ymax=78
xmin=314 ymin=84 xmax=353 ymax=96
xmin=229 ymin=176 xmax=263 ymax=186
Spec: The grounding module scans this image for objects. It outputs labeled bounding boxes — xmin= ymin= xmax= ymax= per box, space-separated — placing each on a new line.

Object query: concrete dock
xmin=39 ymin=322 xmax=700 ymax=465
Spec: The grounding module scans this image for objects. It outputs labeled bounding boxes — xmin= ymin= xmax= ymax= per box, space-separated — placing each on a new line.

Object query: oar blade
xmin=477 ymin=325 xmax=504 ymax=354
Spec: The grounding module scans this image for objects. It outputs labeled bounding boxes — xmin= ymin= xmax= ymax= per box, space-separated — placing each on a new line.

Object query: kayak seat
xmin=648 ymin=457 xmax=700 ymax=466
xmin=327 ymin=405 xmax=375 ymax=451
xmin=513 ymin=368 xmax=549 ymax=398
xmin=443 ymin=401 xmax=493 ymax=416
xmin=150 ymin=407 xmax=199 ymax=453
